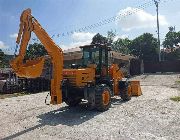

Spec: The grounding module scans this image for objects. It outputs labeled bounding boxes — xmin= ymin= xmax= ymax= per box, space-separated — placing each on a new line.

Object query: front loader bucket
xmin=10 ymin=57 xmax=45 ymax=78
xmin=130 ymin=81 xmax=142 ymax=96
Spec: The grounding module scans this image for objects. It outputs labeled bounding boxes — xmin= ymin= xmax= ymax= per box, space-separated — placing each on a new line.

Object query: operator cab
xmin=80 ymin=44 xmax=111 ymax=76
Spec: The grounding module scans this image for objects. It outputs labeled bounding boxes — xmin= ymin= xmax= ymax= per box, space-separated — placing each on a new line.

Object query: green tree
xmin=107 ymin=30 xmax=116 ymax=45
xmin=163 ymin=31 xmax=177 ymax=51
xmin=164 ymin=48 xmax=180 ymax=60
xmin=112 ymin=38 xmax=131 ymax=54
xmin=91 ymin=33 xmax=108 ymax=45
xmin=162 ymin=27 xmax=180 ymax=60
xmin=129 ymin=33 xmax=158 ymax=61
xmin=168 ymin=26 xmax=175 ymax=32
xmin=0 ymin=49 xmax=5 ymax=67
xmin=25 ymin=43 xmax=47 ymax=59
xmin=0 ymin=49 xmax=4 ymax=60
xmin=91 ymin=31 xmax=116 ymax=45
xmin=163 ymin=26 xmax=180 ymax=50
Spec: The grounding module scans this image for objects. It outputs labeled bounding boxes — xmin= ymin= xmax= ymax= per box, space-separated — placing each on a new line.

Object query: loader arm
xmin=10 ymin=9 xmax=63 ymax=104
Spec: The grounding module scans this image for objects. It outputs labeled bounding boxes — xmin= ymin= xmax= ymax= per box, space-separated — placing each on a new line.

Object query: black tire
xmin=120 ymin=83 xmax=131 ymax=101
xmin=65 ymin=98 xmax=81 ymax=107
xmin=95 ymin=85 xmax=111 ymax=112
xmin=2 ymin=84 xmax=7 ymax=93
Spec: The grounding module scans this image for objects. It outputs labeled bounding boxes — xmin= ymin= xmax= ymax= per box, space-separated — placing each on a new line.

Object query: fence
xmin=144 ymin=60 xmax=180 ymax=73
xmin=0 ymin=68 xmax=50 ymax=94
xmin=130 ymin=59 xmax=142 ymax=75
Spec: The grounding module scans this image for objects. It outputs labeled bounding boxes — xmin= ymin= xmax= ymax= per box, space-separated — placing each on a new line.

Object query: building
xmin=63 ymin=46 xmax=135 ymax=68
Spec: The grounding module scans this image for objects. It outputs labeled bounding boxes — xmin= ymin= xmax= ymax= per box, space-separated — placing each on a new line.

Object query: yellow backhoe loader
xmin=11 ymin=9 xmax=142 ymax=111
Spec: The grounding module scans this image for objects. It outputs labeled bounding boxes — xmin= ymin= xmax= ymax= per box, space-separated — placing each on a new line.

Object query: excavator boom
xmin=10 ymin=9 xmax=63 ymax=104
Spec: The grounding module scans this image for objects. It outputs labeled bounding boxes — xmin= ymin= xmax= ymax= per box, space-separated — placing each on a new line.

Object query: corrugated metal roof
xmin=63 ymin=47 xmax=135 ymax=61
xmin=110 ymin=51 xmax=135 ymax=61
xmin=64 ymin=52 xmax=83 ymax=60
xmin=64 ymin=47 xmax=81 ymax=53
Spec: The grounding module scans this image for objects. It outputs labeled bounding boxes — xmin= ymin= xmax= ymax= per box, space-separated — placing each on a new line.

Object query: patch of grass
xmin=0 ymin=92 xmax=30 ymax=99
xmin=170 ymin=96 xmax=180 ymax=102
xmin=172 ymin=80 xmax=180 ymax=89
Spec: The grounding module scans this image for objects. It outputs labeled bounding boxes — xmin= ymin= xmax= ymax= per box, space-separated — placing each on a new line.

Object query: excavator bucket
xmin=10 ymin=57 xmax=45 ymax=78
xmin=130 ymin=81 xmax=142 ymax=96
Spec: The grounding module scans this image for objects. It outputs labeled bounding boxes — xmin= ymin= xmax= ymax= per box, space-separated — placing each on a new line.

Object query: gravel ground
xmin=0 ymin=73 xmax=180 ymax=140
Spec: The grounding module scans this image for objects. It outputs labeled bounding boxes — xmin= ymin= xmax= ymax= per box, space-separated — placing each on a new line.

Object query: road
xmin=0 ymin=73 xmax=180 ymax=140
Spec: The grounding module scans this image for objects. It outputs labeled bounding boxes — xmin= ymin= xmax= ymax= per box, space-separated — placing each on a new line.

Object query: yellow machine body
xmin=63 ymin=68 xmax=95 ymax=88
xmin=109 ymin=64 xmax=142 ymax=97
xmin=11 ymin=57 xmax=45 ymax=78
xmin=129 ymin=81 xmax=142 ymax=96
xmin=109 ymin=64 xmax=124 ymax=96
xmin=63 ymin=63 xmax=142 ymax=97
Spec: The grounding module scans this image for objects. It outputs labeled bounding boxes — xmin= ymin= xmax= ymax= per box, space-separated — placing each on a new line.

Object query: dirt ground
xmin=0 ymin=73 xmax=180 ymax=140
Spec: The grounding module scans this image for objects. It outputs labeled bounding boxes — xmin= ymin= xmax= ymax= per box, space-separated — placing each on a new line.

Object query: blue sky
xmin=0 ymin=0 xmax=180 ymax=54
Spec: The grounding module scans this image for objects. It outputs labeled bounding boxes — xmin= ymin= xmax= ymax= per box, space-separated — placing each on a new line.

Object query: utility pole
xmin=154 ymin=0 xmax=161 ymax=62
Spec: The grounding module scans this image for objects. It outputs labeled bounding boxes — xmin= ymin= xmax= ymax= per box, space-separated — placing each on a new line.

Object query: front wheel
xmin=119 ymin=81 xmax=131 ymax=101
xmin=95 ymin=85 xmax=111 ymax=111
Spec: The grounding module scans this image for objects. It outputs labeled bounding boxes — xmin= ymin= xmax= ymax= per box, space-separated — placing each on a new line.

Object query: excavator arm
xmin=10 ymin=9 xmax=63 ymax=104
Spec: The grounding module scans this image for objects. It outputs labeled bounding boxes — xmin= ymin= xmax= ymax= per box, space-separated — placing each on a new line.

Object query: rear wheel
xmin=95 ymin=85 xmax=111 ymax=111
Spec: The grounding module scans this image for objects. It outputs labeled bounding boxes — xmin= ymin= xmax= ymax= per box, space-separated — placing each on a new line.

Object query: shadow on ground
xmin=38 ymin=103 xmax=100 ymax=126
xmin=2 ymin=103 xmax=99 ymax=140
xmin=2 ymin=98 xmax=126 ymax=140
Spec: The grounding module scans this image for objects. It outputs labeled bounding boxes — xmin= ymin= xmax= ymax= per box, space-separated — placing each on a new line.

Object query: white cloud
xmin=0 ymin=41 xmax=9 ymax=49
xmin=61 ymin=32 xmax=96 ymax=51
xmin=10 ymin=33 xmax=18 ymax=39
xmin=61 ymin=40 xmax=92 ymax=51
xmin=116 ymin=7 xmax=169 ymax=31
xmin=114 ymin=35 xmax=129 ymax=41
xmin=72 ymin=32 xmax=96 ymax=42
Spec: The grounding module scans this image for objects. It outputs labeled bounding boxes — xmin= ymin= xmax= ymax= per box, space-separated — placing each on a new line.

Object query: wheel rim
xmin=102 ymin=90 xmax=110 ymax=106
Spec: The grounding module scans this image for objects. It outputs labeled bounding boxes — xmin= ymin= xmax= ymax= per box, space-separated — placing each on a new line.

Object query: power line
xmin=6 ymin=0 xmax=175 ymax=53
xmin=51 ymin=0 xmax=172 ymax=39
